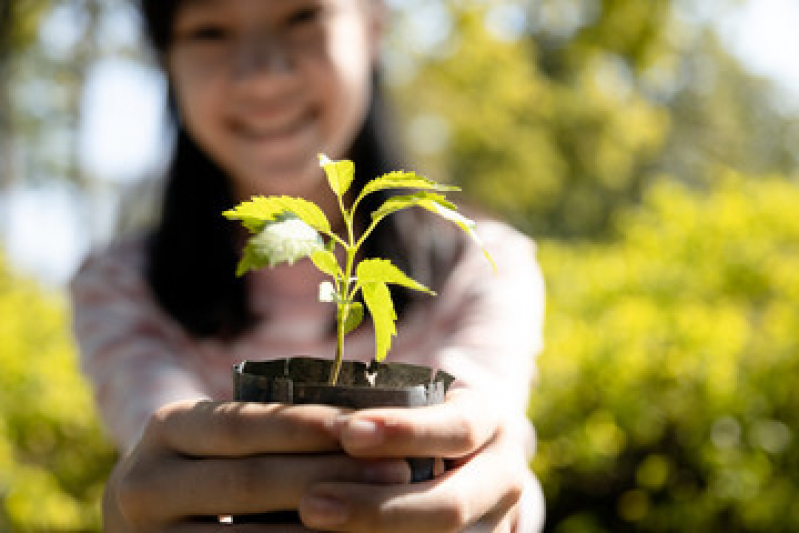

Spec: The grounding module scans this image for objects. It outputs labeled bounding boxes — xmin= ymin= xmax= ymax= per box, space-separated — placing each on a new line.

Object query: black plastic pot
xmin=231 ymin=356 xmax=455 ymax=524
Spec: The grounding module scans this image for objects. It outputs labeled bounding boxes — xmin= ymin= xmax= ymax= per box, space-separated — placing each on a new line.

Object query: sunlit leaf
xmin=311 ymin=250 xmax=340 ymax=277
xmin=371 ymin=192 xmax=495 ymax=270
xmin=338 ymin=302 xmax=364 ymax=336
xmin=223 ymin=195 xmax=331 ymax=234
xmin=355 ymin=258 xmax=434 ymax=294
xmin=361 ymin=282 xmax=397 ymax=362
xmin=318 ymin=154 xmax=355 ymax=197
xmin=236 ymin=240 xmax=269 ymax=276
xmin=356 ymin=171 xmax=460 ymax=207
xmin=371 ymin=192 xmax=457 ymax=225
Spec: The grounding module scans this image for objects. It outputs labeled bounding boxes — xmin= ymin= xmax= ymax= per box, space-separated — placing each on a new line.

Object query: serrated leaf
xmin=372 ymin=193 xmax=496 ymax=272
xmin=371 ymin=192 xmax=457 ymax=225
xmin=356 ymin=171 xmax=460 ymax=206
xmin=319 ymin=155 xmax=355 ymax=197
xmin=424 ymin=203 xmax=497 ymax=272
xmin=361 ymin=282 xmax=397 ymax=362
xmin=356 ymin=258 xmax=434 ymax=295
xmin=311 ymin=250 xmax=340 ymax=277
xmin=223 ymin=195 xmax=331 ymax=234
xmin=338 ymin=302 xmax=364 ymax=336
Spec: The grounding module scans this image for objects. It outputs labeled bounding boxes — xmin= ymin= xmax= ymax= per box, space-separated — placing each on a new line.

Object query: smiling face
xmin=167 ymin=0 xmax=382 ymax=201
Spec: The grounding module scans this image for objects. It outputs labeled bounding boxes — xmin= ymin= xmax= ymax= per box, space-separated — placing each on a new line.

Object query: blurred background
xmin=1 ymin=0 xmax=798 ymax=530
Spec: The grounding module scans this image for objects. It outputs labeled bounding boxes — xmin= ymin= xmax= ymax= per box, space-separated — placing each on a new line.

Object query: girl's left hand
xmin=300 ymin=388 xmax=528 ymax=532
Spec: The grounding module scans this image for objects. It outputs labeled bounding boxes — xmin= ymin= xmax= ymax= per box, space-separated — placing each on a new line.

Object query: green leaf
xmin=223 ymin=195 xmax=331 ymax=234
xmin=356 ymin=258 xmax=434 ymax=295
xmin=311 ymin=250 xmax=340 ymax=277
xmin=356 ymin=171 xmax=460 ymax=206
xmin=371 ymin=192 xmax=457 ymax=225
xmin=338 ymin=302 xmax=364 ymax=336
xmin=319 ymin=155 xmax=355 ymax=197
xmin=361 ymin=282 xmax=397 ymax=362
xmin=426 ymin=204 xmax=497 ymax=272
xmin=372 ymin=193 xmax=497 ymax=272
xmin=235 ymin=240 xmax=270 ymax=276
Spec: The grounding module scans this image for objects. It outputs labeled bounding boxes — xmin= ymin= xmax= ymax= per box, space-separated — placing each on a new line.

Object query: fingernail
xmin=344 ymin=418 xmax=384 ymax=449
xmin=362 ymin=460 xmax=412 ymax=484
xmin=302 ymin=494 xmax=349 ymax=527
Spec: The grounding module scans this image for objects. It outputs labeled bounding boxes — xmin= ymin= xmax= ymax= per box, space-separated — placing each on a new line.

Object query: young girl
xmin=70 ymin=0 xmax=546 ymax=530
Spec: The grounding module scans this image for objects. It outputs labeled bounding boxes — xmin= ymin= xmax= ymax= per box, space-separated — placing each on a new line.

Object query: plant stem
xmin=328 ymin=194 xmax=358 ymax=385
xmin=329 ymin=310 xmax=345 ymax=385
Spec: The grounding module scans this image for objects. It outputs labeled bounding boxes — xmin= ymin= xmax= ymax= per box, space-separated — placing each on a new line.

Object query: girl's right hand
xmin=104 ymin=399 xmax=412 ymax=532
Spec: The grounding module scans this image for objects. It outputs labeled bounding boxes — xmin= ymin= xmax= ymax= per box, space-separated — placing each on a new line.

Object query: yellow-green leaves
xmin=355 ymin=170 xmax=460 ymax=210
xmin=223 ymin=195 xmax=332 ymax=235
xmin=339 ymin=302 xmax=364 ymax=337
xmin=234 ymin=216 xmax=325 ymax=275
xmin=223 ymin=196 xmax=332 ymax=276
xmin=370 ymin=191 xmax=496 ymax=270
xmin=371 ymin=191 xmax=457 ymax=224
xmin=225 ymin=154 xmax=491 ymax=379
xmin=319 ymin=154 xmax=355 ymax=196
xmin=311 ymin=250 xmax=340 ymax=277
xmin=355 ymin=258 xmax=434 ymax=294
xmin=361 ymin=282 xmax=397 ymax=362
xmin=355 ymin=259 xmax=432 ymax=362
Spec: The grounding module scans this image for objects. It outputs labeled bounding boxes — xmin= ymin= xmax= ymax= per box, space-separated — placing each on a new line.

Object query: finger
xmin=298 ymin=436 xmax=526 ymax=532
xmin=144 ymin=400 xmax=349 ymax=456
xmin=464 ymin=502 xmax=518 ymax=533
xmin=333 ymin=388 xmax=500 ymax=459
xmin=118 ymin=453 xmax=411 ymax=523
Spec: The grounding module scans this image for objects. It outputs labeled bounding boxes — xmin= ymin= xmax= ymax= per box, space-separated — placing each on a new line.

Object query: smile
xmin=231 ymin=108 xmax=317 ymax=142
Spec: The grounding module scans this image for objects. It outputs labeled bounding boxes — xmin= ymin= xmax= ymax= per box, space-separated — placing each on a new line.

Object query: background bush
xmin=0 ymin=258 xmax=116 ymax=532
xmin=532 ymin=172 xmax=799 ymax=531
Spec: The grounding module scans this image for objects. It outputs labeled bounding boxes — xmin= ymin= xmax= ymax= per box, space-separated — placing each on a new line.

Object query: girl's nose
xmin=232 ymin=33 xmax=293 ymax=79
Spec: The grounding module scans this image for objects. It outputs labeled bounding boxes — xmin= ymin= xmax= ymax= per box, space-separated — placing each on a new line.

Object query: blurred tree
xmin=656 ymin=31 xmax=799 ymax=182
xmin=0 ymin=0 xmax=138 ymax=190
xmin=0 ymin=252 xmax=116 ymax=531
xmin=387 ymin=0 xmax=799 ymax=238
xmin=1 ymin=0 xmax=50 ymax=188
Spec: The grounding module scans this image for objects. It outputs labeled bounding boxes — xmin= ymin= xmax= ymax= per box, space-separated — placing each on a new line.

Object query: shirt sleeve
xmin=426 ymin=220 xmax=546 ymax=531
xmin=69 ymin=238 xmax=210 ymax=453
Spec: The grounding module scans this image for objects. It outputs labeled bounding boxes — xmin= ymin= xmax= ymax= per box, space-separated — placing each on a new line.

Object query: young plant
xmin=223 ymin=155 xmax=492 ymax=385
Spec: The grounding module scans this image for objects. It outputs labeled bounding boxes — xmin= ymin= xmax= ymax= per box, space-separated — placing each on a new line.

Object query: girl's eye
xmin=186 ymin=25 xmax=231 ymax=42
xmin=287 ymin=6 xmax=326 ymax=27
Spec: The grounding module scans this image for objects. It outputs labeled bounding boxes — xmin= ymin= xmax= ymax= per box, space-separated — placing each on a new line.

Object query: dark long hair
xmin=140 ymin=0 xmax=464 ymax=339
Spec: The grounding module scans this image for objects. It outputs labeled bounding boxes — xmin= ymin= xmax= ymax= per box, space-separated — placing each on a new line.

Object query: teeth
xmin=233 ymin=105 xmax=309 ymax=137
xmin=237 ymin=116 xmax=305 ymax=139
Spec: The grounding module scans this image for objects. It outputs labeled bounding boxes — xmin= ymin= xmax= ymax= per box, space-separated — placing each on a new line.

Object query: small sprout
xmin=224 ymin=155 xmax=493 ymax=384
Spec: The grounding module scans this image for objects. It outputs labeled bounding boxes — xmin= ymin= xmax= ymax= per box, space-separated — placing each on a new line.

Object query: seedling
xmin=224 ymin=155 xmax=492 ymax=384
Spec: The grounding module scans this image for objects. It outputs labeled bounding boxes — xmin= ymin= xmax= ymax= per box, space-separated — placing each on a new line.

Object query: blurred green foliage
xmin=532 ymin=173 xmax=799 ymax=531
xmin=390 ymin=0 xmax=799 ymax=238
xmin=0 ymin=256 xmax=116 ymax=532
xmin=0 ymin=0 xmax=50 ymax=57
